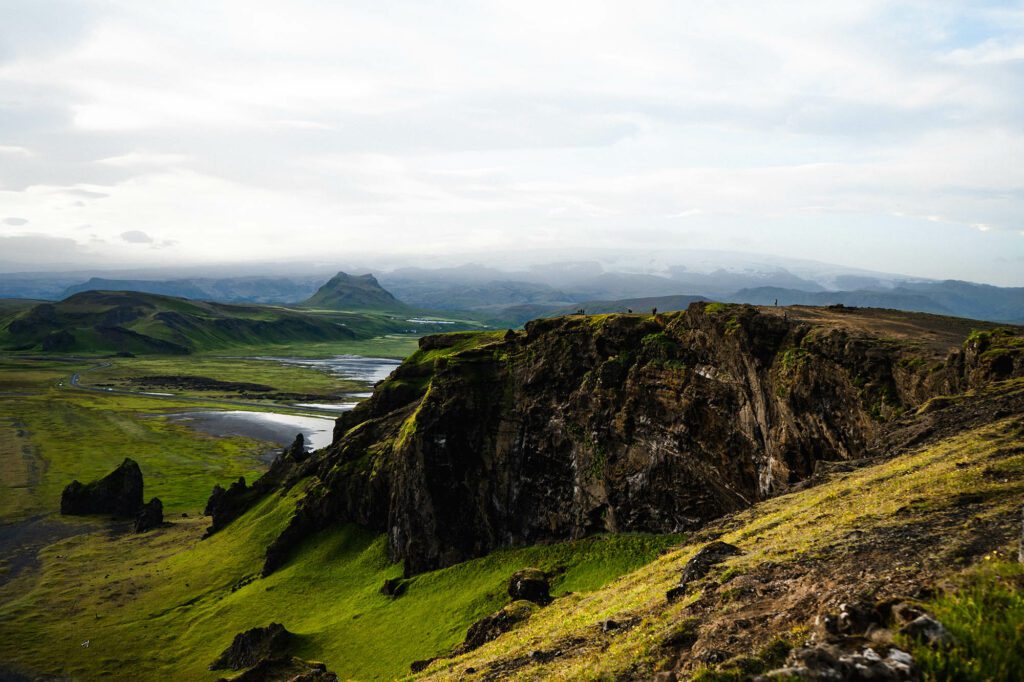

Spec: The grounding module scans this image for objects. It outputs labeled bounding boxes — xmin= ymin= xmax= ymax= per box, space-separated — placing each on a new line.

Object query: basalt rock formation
xmin=257 ymin=303 xmax=1022 ymax=578
xmin=210 ymin=623 xmax=293 ymax=671
xmin=60 ymin=457 xmax=144 ymax=518
xmin=205 ymin=435 xmax=311 ymax=537
xmin=134 ymin=497 xmax=164 ymax=532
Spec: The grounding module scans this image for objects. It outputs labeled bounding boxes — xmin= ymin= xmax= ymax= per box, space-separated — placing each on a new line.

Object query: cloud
xmin=120 ymin=229 xmax=153 ymax=244
xmin=0 ymin=1 xmax=1020 ymax=284
xmin=0 ymin=234 xmax=98 ymax=267
xmin=2 ymin=217 xmax=28 ymax=226
xmin=61 ymin=189 xmax=110 ymax=199
xmin=98 ymin=151 xmax=190 ymax=167
xmin=0 ymin=145 xmax=33 ymax=156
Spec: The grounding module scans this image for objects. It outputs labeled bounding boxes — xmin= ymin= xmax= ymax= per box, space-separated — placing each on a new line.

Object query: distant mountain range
xmin=0 ymin=260 xmax=1020 ymax=326
xmin=59 ymin=276 xmax=324 ymax=304
xmin=730 ymin=281 xmax=1024 ymax=324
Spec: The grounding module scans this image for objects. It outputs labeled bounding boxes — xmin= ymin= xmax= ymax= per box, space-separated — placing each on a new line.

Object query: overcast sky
xmin=1 ymin=1 xmax=1022 ymax=284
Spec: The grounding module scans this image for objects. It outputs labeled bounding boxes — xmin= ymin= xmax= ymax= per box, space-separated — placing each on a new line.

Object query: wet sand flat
xmin=166 ymin=411 xmax=335 ymax=452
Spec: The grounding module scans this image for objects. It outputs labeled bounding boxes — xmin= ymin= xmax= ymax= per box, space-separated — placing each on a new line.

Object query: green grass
xmin=0 ymin=387 xmax=268 ymax=518
xmin=0 ymin=486 xmax=680 ymax=681
xmin=82 ymin=355 xmax=366 ymax=397
xmin=239 ymin=334 xmax=422 ymax=359
xmin=906 ymin=559 xmax=1024 ymax=682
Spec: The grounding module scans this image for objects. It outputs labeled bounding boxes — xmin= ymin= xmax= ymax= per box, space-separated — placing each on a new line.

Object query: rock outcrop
xmin=60 ymin=458 xmax=144 ymax=517
xmin=258 ymin=305 xmax=1024 ymax=577
xmin=458 ymin=601 xmax=539 ymax=653
xmin=666 ymin=541 xmax=743 ymax=602
xmin=205 ymin=435 xmax=311 ymax=537
xmin=214 ymin=657 xmax=337 ymax=682
xmin=508 ymin=568 xmax=551 ymax=605
xmin=210 ymin=623 xmax=292 ymax=671
xmin=134 ymin=497 xmax=163 ymax=532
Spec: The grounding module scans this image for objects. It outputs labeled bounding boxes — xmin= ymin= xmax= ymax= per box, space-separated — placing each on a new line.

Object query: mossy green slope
xmin=0 ymin=290 xmax=463 ymax=355
xmin=0 ymin=485 xmax=678 ymax=680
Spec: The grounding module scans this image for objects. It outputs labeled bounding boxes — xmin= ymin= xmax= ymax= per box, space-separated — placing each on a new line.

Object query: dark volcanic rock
xmin=205 ymin=435 xmax=313 ymax=538
xmin=380 ymin=577 xmax=406 ymax=598
xmin=508 ymin=568 xmax=551 ymax=605
xmin=214 ymin=656 xmax=337 ymax=681
xmin=682 ymin=541 xmax=742 ymax=581
xmin=409 ymin=658 xmax=437 ymax=673
xmin=204 ymin=477 xmax=253 ymax=535
xmin=60 ymin=458 xmax=144 ymax=517
xmin=259 ymin=304 xmax=1024 ymax=577
xmin=458 ymin=601 xmax=538 ymax=653
xmin=134 ymin=497 xmax=163 ymax=532
xmin=210 ymin=623 xmax=292 ymax=671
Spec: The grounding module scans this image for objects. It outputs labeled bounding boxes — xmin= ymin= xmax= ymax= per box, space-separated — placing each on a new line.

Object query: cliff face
xmin=263 ymin=303 xmax=1022 ymax=576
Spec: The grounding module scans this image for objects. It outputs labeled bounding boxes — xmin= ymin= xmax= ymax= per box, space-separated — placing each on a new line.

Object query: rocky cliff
xmin=260 ymin=303 xmax=1022 ymax=577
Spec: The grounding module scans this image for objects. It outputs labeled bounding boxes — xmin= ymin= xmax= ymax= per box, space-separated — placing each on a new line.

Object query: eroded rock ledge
xmin=251 ymin=304 xmax=1020 ymax=577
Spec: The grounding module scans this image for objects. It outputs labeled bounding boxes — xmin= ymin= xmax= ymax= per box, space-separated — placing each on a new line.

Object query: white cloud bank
xmin=0 ymin=0 xmax=1022 ymax=283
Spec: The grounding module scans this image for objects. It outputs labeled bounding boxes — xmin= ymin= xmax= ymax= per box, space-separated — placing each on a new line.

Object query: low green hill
xmin=300 ymin=271 xmax=408 ymax=311
xmin=0 ymin=290 xmax=371 ymax=354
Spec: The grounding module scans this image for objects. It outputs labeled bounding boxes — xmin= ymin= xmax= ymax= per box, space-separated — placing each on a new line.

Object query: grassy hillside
xmin=1 ymin=380 xmax=1019 ymax=680
xmin=0 ymin=490 xmax=678 ymax=680
xmin=0 ymin=290 xmax=454 ymax=355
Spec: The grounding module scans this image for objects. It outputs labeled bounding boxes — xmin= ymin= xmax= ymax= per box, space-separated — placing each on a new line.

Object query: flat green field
xmin=0 ymin=387 xmax=268 ymax=519
xmin=0 ymin=336 xmax=420 ymax=520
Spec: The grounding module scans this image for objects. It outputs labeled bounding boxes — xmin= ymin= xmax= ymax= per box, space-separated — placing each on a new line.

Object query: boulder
xmin=209 ymin=623 xmax=292 ymax=671
xmin=900 ymin=615 xmax=954 ymax=649
xmin=380 ymin=577 xmax=406 ymax=598
xmin=214 ymin=656 xmax=337 ymax=681
xmin=134 ymin=498 xmax=164 ymax=533
xmin=666 ymin=541 xmax=742 ymax=601
xmin=756 ymin=643 xmax=916 ymax=681
xmin=409 ymin=658 xmax=437 ymax=673
xmin=508 ymin=568 xmax=551 ymax=605
xmin=60 ymin=458 xmax=144 ymax=517
xmin=458 ymin=601 xmax=538 ymax=653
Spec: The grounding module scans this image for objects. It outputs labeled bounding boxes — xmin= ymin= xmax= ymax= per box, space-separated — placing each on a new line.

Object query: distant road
xmin=65 ymin=362 xmax=346 ymax=417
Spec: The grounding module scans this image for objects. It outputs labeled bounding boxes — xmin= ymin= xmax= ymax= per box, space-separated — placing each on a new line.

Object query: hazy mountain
xmin=301 ymin=272 xmax=407 ymax=311
xmin=60 ymin=276 xmax=324 ymax=304
xmin=488 ymin=294 xmax=710 ymax=326
xmin=733 ymin=280 xmax=1024 ymax=324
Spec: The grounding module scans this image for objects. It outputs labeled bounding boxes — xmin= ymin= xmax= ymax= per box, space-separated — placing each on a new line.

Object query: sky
xmin=0 ymin=0 xmax=1023 ymax=285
